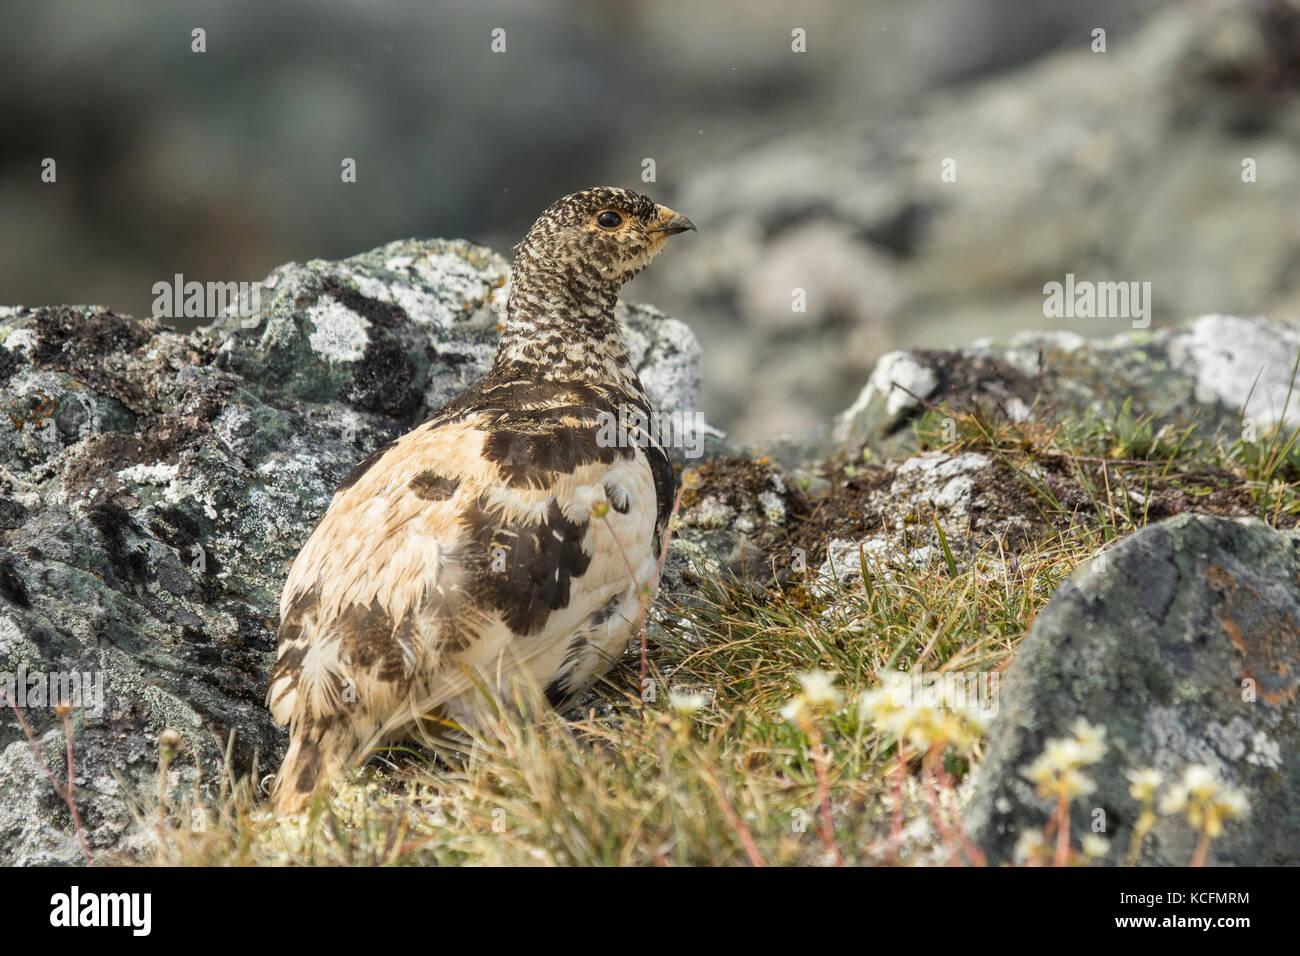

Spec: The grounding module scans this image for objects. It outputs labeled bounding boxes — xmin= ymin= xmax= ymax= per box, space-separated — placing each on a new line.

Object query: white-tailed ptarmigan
xmin=266 ymin=187 xmax=695 ymax=813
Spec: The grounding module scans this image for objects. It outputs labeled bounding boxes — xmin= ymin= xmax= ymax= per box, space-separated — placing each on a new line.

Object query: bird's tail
xmin=271 ymin=722 xmax=364 ymax=815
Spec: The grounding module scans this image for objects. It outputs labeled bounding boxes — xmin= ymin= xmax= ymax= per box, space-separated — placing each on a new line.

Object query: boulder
xmin=832 ymin=314 xmax=1300 ymax=460
xmin=964 ymin=513 xmax=1300 ymax=865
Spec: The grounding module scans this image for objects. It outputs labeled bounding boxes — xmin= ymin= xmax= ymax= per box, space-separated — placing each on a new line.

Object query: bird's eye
xmin=596 ymin=211 xmax=623 ymax=229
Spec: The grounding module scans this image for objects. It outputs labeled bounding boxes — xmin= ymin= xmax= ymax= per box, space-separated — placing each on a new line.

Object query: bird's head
xmin=513 ymin=186 xmax=696 ymax=289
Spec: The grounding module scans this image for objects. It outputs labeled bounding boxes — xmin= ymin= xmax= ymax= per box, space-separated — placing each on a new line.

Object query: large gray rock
xmin=964 ymin=513 xmax=1300 ymax=865
xmin=0 ymin=238 xmax=705 ymax=864
xmin=831 ymin=314 xmax=1300 ymax=460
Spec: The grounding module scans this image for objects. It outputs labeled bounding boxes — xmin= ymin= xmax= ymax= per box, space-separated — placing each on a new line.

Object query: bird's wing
xmin=266 ymin=395 xmax=667 ymax=735
xmin=267 ymin=415 xmax=486 ymax=727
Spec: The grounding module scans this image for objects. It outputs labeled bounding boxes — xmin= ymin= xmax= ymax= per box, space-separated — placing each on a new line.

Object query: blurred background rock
xmin=4 ymin=0 xmax=1298 ymax=442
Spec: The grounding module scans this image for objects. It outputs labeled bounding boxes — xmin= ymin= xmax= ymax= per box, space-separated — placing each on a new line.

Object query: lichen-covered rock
xmin=0 ymin=238 xmax=706 ymax=864
xmin=774 ymin=449 xmax=1058 ymax=596
xmin=665 ymin=458 xmax=802 ymax=587
xmin=832 ymin=314 xmax=1300 ymax=460
xmin=963 ymin=513 xmax=1300 ymax=865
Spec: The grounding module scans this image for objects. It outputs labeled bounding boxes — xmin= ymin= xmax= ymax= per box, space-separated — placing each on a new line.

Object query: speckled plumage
xmin=267 ymin=187 xmax=695 ymax=812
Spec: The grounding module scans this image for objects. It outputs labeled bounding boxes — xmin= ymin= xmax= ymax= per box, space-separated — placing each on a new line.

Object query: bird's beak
xmin=647 ymin=205 xmax=697 ymax=236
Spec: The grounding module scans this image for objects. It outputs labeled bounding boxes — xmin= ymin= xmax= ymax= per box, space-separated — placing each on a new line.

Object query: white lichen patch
xmin=1170 ymin=313 xmax=1300 ymax=430
xmin=834 ymin=350 xmax=938 ymax=441
xmin=306 ymin=299 xmax=369 ymax=362
xmin=813 ymin=535 xmax=941 ymax=595
xmin=2 ymin=328 xmax=36 ymax=354
xmin=684 ymin=494 xmax=735 ymax=530
xmin=407 ymin=252 xmax=504 ymax=326
xmin=1200 ymin=716 xmax=1282 ymax=771
xmin=1004 ymin=396 xmax=1033 ymax=422
xmin=758 ymin=488 xmax=787 ymax=524
xmin=422 ymin=343 xmax=496 ymax=410
xmin=252 ymin=454 xmax=336 ymax=540
xmin=1003 ymin=330 xmax=1088 ymax=374
xmin=668 ymin=537 xmax=723 ymax=578
xmin=1245 ymin=730 xmax=1282 ymax=769
xmin=162 ymin=475 xmax=219 ymax=521
xmin=389 ymin=286 xmax=446 ymax=325
xmin=892 ymin=451 xmax=993 ymax=516
xmin=0 ymin=615 xmax=23 ymax=656
xmin=620 ymin=321 xmax=650 ymax=370
xmin=116 ymin=462 xmax=179 ymax=486
xmin=633 ymin=314 xmax=707 ymax=417
xmin=351 ymin=274 xmax=392 ymax=301
xmin=350 ymin=271 xmax=450 ymax=326
xmin=211 ymin=404 xmax=255 ymax=458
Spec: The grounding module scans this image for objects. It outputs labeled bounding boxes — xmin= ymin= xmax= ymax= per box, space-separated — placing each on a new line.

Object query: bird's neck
xmin=494 ymin=265 xmax=645 ymax=400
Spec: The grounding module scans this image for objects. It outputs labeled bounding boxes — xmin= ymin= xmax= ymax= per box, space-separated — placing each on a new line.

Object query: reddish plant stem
xmin=1052 ymin=793 xmax=1072 ymax=867
xmin=928 ymin=752 xmax=986 ymax=867
xmin=806 ymin=721 xmax=845 ymax=866
xmin=920 ymin=749 xmax=958 ymax=864
xmin=701 ymin=764 xmax=766 ymax=867
xmin=888 ymin=748 xmax=906 ymax=864
xmin=61 ymin=712 xmax=92 ymax=864
xmin=5 ymin=696 xmax=92 ymax=865
xmin=1191 ymin=829 xmax=1210 ymax=868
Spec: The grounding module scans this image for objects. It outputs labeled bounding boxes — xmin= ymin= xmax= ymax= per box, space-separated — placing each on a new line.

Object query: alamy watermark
xmin=1 ymin=665 xmax=104 ymax=718
xmin=1043 ymin=273 xmax=1151 ymax=329
xmin=152 ymin=274 xmax=262 ymax=326
xmin=49 ymin=886 xmax=150 ymax=935
xmin=595 ymin=404 xmax=707 ymax=459
xmin=881 ymin=667 xmax=1000 ymax=720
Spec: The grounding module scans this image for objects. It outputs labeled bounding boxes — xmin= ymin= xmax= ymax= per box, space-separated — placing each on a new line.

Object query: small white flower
xmin=668 ymin=691 xmax=708 ymax=717
xmin=1158 ymin=783 xmax=1189 ymax=816
xmin=1126 ymin=767 xmax=1162 ymax=804
xmin=1080 ymin=834 xmax=1109 ymax=859
xmin=1183 ymin=764 xmax=1219 ymax=800
xmin=1042 ymin=738 xmax=1084 ymax=771
xmin=1013 ymin=828 xmax=1047 ymax=864
xmin=1157 ymin=764 xmax=1249 ymax=839
xmin=1020 ymin=719 xmax=1106 ymax=798
xmin=1220 ymin=787 xmax=1250 ymax=819
xmin=1070 ymin=718 xmax=1107 ymax=763
xmin=796 ymin=670 xmax=842 ymax=710
xmin=1058 ymin=767 xmax=1096 ymax=799
xmin=784 ymin=670 xmax=842 ymax=721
